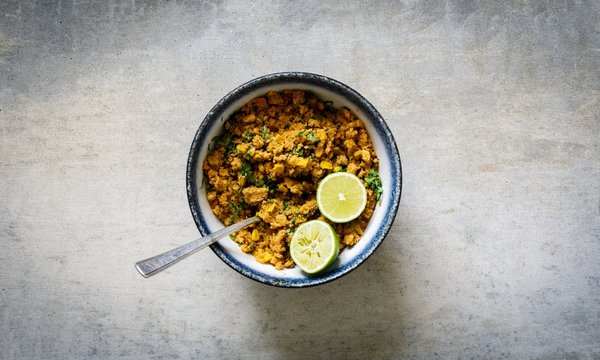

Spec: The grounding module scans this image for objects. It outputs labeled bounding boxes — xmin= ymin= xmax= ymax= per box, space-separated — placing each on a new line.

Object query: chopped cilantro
xmin=229 ymin=198 xmax=246 ymax=224
xmin=241 ymin=161 xmax=255 ymax=184
xmin=214 ymin=134 xmax=234 ymax=156
xmin=305 ymin=131 xmax=319 ymax=143
xmin=365 ymin=169 xmax=383 ymax=201
xmin=241 ymin=161 xmax=252 ymax=176
xmin=261 ymin=126 xmax=268 ymax=139
xmin=254 ymin=178 xmax=276 ymax=192
xmin=241 ymin=130 xmax=254 ymax=143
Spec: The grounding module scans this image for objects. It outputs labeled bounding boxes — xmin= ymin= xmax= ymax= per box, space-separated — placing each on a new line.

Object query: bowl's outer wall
xmin=186 ymin=72 xmax=402 ymax=287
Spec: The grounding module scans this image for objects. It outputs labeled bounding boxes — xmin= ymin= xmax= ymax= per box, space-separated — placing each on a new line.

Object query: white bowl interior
xmin=194 ymin=83 xmax=393 ymax=279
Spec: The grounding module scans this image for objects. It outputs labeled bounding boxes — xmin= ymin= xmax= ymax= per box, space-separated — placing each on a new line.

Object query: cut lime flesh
xmin=317 ymin=172 xmax=367 ymax=223
xmin=290 ymin=220 xmax=339 ymax=274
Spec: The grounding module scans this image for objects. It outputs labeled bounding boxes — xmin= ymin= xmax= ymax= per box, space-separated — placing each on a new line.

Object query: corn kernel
xmin=297 ymin=157 xmax=308 ymax=168
xmin=320 ymin=161 xmax=333 ymax=169
xmin=316 ymin=129 xmax=327 ymax=141
xmin=242 ymin=113 xmax=256 ymax=123
xmin=262 ymin=253 xmax=272 ymax=262
xmin=236 ymin=143 xmax=249 ymax=153
xmin=273 ymin=163 xmax=284 ymax=175
xmin=251 ymin=229 xmax=260 ymax=241
xmin=266 ymin=203 xmax=276 ymax=212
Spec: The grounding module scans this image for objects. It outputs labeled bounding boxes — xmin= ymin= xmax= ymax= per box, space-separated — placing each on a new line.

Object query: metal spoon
xmin=135 ymin=216 xmax=260 ymax=277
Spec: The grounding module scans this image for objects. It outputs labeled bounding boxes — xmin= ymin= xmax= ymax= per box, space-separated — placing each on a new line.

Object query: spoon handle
xmin=135 ymin=216 xmax=259 ymax=278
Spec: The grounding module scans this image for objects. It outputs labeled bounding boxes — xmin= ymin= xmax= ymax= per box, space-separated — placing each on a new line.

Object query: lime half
xmin=290 ymin=220 xmax=339 ymax=274
xmin=316 ymin=172 xmax=367 ymax=223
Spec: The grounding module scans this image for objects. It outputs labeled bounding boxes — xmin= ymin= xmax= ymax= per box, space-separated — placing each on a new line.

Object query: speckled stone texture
xmin=1 ymin=1 xmax=598 ymax=359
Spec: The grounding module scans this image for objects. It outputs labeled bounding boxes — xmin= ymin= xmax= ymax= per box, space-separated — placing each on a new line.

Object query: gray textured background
xmin=1 ymin=1 xmax=599 ymax=359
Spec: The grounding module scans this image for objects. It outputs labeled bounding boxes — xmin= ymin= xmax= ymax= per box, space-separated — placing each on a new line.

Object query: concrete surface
xmin=1 ymin=1 xmax=599 ymax=359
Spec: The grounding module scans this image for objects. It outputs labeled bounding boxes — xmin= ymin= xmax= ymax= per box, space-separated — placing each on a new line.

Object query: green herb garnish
xmin=244 ymin=130 xmax=256 ymax=142
xmin=261 ymin=126 xmax=268 ymax=139
xmin=241 ymin=161 xmax=255 ymax=184
xmin=364 ymin=169 xmax=383 ymax=201
xmin=241 ymin=161 xmax=252 ymax=176
xmin=305 ymin=131 xmax=319 ymax=143
xmin=291 ymin=147 xmax=304 ymax=156
xmin=254 ymin=178 xmax=276 ymax=192
xmin=216 ymin=135 xmax=234 ymax=156
xmin=229 ymin=198 xmax=246 ymax=224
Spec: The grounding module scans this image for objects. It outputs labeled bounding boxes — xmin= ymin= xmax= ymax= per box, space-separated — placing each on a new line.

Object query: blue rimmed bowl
xmin=186 ymin=72 xmax=402 ymax=287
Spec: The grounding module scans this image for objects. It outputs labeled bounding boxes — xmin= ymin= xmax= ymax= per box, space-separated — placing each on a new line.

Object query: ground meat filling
xmin=203 ymin=90 xmax=379 ymax=270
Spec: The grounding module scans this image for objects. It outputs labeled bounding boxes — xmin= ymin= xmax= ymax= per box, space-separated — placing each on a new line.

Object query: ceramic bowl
xmin=186 ymin=72 xmax=402 ymax=287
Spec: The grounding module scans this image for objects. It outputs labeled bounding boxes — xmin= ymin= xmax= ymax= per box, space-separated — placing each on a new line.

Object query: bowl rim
xmin=186 ymin=71 xmax=402 ymax=287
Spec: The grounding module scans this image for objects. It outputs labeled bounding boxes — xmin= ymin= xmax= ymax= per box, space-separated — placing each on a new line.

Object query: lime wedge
xmin=316 ymin=172 xmax=367 ymax=223
xmin=290 ymin=220 xmax=339 ymax=274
